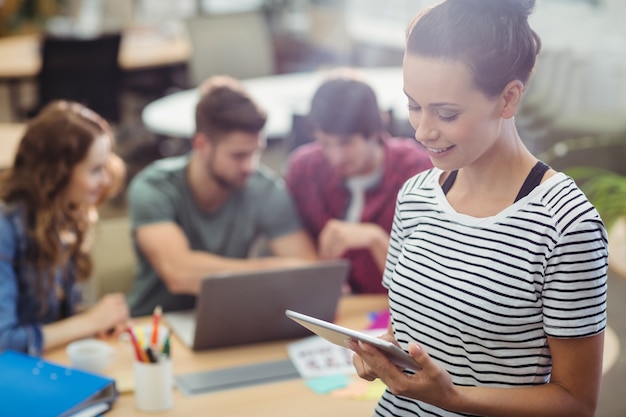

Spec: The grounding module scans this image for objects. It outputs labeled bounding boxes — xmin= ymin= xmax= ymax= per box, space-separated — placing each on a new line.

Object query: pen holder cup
xmin=131 ymin=324 xmax=173 ymax=412
xmin=134 ymin=358 xmax=173 ymax=412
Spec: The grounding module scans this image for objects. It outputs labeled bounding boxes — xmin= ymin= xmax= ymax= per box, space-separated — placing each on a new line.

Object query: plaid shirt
xmin=285 ymin=137 xmax=432 ymax=293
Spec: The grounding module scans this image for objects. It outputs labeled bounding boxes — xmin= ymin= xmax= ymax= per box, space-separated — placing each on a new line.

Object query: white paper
xmin=287 ymin=328 xmax=387 ymax=379
xmin=287 ymin=335 xmax=356 ymax=378
xmin=69 ymin=402 xmax=109 ymax=417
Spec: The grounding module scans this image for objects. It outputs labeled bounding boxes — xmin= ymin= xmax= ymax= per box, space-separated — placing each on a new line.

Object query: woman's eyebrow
xmin=429 ymin=102 xmax=458 ymax=108
xmin=402 ymin=89 xmax=415 ymax=102
xmin=402 ymin=90 xmax=457 ymax=108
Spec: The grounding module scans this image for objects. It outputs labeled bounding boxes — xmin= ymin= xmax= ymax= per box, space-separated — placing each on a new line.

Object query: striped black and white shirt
xmin=377 ymin=168 xmax=608 ymax=417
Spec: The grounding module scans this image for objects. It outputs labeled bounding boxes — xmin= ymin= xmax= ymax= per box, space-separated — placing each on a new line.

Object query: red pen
xmin=151 ymin=305 xmax=162 ymax=347
xmin=127 ymin=327 xmax=145 ymax=362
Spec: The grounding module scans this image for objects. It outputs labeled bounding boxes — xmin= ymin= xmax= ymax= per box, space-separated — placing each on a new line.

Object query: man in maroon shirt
xmin=285 ymin=69 xmax=432 ymax=293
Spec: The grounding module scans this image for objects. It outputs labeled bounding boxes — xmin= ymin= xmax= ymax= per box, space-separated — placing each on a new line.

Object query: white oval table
xmin=141 ymin=67 xmax=408 ymax=139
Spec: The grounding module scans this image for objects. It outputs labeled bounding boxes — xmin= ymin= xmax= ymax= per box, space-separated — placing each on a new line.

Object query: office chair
xmin=34 ymin=32 xmax=122 ymax=123
xmin=285 ymin=114 xmax=314 ymax=155
xmin=185 ymin=11 xmax=276 ymax=86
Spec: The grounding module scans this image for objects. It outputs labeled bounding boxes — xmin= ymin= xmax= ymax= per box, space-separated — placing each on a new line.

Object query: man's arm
xmin=136 ymin=222 xmax=317 ymax=295
xmin=268 ymin=229 xmax=318 ymax=260
xmin=318 ymin=219 xmax=390 ymax=271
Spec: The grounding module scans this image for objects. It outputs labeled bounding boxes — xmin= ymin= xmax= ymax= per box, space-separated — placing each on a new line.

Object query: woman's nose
xmin=414 ymin=114 xmax=438 ymax=143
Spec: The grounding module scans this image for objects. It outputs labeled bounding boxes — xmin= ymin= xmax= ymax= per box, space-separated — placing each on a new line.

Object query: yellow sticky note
xmin=360 ymin=379 xmax=386 ymax=400
xmin=331 ymin=378 xmax=386 ymax=400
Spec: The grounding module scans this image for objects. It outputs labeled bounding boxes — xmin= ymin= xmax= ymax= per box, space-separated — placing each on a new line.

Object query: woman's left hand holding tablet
xmin=350 ymin=339 xmax=459 ymax=410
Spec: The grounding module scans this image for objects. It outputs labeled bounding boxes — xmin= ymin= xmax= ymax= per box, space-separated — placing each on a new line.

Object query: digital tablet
xmin=285 ymin=310 xmax=420 ymax=371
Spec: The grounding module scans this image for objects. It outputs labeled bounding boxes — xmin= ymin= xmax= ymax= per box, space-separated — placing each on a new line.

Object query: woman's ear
xmin=500 ymin=80 xmax=524 ymax=119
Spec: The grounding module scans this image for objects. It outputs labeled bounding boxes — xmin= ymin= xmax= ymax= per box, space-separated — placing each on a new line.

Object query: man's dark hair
xmin=195 ymin=75 xmax=267 ymax=140
xmin=308 ymin=70 xmax=382 ymax=138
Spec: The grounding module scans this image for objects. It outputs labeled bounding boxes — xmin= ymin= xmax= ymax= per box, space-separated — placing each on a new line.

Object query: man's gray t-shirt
xmin=126 ymin=155 xmax=303 ymax=316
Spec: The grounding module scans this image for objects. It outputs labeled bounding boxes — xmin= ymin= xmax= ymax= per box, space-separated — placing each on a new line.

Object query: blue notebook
xmin=0 ymin=350 xmax=118 ymax=417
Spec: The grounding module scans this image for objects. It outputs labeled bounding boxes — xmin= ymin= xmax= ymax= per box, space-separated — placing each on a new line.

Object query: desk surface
xmin=0 ymin=27 xmax=191 ymax=80
xmin=142 ymin=67 xmax=408 ymax=139
xmin=45 ymin=294 xmax=387 ymax=417
xmin=0 ymin=123 xmax=25 ymax=169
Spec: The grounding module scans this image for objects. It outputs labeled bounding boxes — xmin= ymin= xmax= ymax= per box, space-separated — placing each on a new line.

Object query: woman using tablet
xmin=349 ymin=1 xmax=607 ymax=416
xmin=0 ymin=100 xmax=130 ymax=356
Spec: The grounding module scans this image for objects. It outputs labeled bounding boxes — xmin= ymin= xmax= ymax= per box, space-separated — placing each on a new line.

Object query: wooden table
xmin=45 ymin=295 xmax=388 ymax=417
xmin=0 ymin=27 xmax=191 ymax=80
xmin=0 ymin=123 xmax=25 ymax=169
xmin=0 ymin=27 xmax=191 ymax=121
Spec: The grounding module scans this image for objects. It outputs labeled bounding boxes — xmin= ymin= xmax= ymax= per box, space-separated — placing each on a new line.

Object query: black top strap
xmin=514 ymin=161 xmax=550 ymax=202
xmin=441 ymin=170 xmax=458 ymax=195
xmin=441 ymin=161 xmax=550 ymax=202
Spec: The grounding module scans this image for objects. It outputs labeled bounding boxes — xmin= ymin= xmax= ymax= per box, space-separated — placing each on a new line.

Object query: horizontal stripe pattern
xmin=376 ymin=169 xmax=608 ymax=417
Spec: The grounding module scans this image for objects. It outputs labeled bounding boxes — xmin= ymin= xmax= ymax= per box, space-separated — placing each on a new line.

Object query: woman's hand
xmin=85 ymin=293 xmax=130 ymax=338
xmin=349 ymin=332 xmax=399 ymax=381
xmin=349 ymin=339 xmax=459 ymax=410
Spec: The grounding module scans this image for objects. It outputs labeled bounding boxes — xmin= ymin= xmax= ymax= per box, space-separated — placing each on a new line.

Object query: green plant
xmin=3 ymin=0 xmax=66 ymax=34
xmin=566 ymin=166 xmax=626 ymax=230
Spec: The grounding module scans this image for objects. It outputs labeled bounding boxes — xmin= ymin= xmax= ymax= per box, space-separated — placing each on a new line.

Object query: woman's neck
xmin=445 ymin=126 xmax=538 ymax=217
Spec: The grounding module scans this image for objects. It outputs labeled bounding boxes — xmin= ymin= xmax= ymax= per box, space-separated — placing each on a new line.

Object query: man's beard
xmin=206 ymin=156 xmax=247 ymax=190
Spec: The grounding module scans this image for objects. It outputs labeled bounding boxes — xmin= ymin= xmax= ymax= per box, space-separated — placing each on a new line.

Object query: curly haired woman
xmin=0 ymin=100 xmax=130 ymax=355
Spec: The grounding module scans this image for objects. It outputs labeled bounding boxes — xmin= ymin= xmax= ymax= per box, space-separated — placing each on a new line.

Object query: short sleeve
xmin=256 ymin=176 xmax=303 ymax=240
xmin=127 ymin=171 xmax=177 ymax=229
xmin=543 ymin=217 xmax=608 ymax=338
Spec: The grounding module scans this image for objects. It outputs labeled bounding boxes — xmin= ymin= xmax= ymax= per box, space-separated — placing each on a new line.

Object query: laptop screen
xmin=166 ymin=260 xmax=350 ymax=350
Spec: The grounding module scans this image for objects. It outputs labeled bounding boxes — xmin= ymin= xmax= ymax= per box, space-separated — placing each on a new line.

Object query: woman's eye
xmin=439 ymin=113 xmax=459 ymax=122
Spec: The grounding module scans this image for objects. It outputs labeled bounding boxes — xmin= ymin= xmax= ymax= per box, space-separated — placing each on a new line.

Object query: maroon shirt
xmin=285 ymin=137 xmax=432 ymax=293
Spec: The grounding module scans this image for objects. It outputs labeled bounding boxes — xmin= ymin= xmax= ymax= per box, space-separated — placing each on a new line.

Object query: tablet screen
xmin=285 ymin=310 xmax=420 ymax=371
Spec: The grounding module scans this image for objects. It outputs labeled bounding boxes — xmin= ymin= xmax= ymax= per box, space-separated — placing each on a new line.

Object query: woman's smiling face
xmin=403 ymin=54 xmax=506 ymax=172
xmin=65 ymin=134 xmax=112 ymax=207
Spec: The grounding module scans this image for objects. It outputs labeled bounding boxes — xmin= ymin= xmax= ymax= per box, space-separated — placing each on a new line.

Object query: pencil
xmin=151 ymin=305 xmax=162 ymax=347
xmin=134 ymin=326 xmax=150 ymax=363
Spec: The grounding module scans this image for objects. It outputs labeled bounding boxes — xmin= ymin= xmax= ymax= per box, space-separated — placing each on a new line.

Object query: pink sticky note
xmin=366 ymin=309 xmax=390 ymax=330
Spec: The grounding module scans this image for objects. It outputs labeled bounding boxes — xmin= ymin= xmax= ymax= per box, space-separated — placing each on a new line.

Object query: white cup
xmin=134 ymin=359 xmax=174 ymax=412
xmin=66 ymin=338 xmax=116 ymax=374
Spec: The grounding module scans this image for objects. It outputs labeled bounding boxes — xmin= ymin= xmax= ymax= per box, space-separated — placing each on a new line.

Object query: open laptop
xmin=164 ymin=260 xmax=350 ymax=350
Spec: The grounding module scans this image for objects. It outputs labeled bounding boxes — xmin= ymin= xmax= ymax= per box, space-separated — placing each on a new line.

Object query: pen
xmin=162 ymin=332 xmax=171 ymax=359
xmin=145 ymin=346 xmax=157 ymax=363
xmin=151 ymin=305 xmax=162 ymax=347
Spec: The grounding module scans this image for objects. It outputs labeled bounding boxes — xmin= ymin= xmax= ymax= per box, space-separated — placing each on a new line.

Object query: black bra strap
xmin=441 ymin=161 xmax=550 ymax=201
xmin=441 ymin=170 xmax=458 ymax=195
xmin=514 ymin=161 xmax=550 ymax=202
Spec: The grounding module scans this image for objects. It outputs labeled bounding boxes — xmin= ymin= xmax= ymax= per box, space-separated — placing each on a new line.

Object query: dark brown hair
xmin=0 ymin=100 xmax=125 ymax=301
xmin=195 ymin=75 xmax=267 ymax=141
xmin=406 ymin=0 xmax=542 ymax=97
xmin=308 ymin=68 xmax=383 ymax=139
